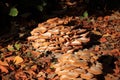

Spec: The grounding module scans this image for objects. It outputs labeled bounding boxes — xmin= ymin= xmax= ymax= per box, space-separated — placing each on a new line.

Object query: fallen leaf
xmin=104 ymin=16 xmax=110 ymax=21
xmin=14 ymin=56 xmax=23 ymax=65
xmin=7 ymin=45 xmax=15 ymax=51
xmin=27 ymin=69 xmax=36 ymax=76
xmin=31 ymin=51 xmax=42 ymax=58
xmin=46 ymin=68 xmax=52 ymax=73
xmin=92 ymin=30 xmax=102 ymax=36
xmin=31 ymin=65 xmax=37 ymax=71
xmin=14 ymin=43 xmax=21 ymax=50
xmin=0 ymin=60 xmax=9 ymax=66
xmin=9 ymin=65 xmax=15 ymax=70
xmin=47 ymin=72 xmax=57 ymax=79
xmin=38 ymin=77 xmax=45 ymax=80
xmin=100 ymin=37 xmax=107 ymax=43
xmin=0 ymin=65 xmax=9 ymax=73
xmin=37 ymin=71 xmax=46 ymax=77
xmin=15 ymin=70 xmax=27 ymax=79
xmin=103 ymin=33 xmax=110 ymax=37
xmin=5 ymin=56 xmax=15 ymax=63
xmin=94 ymin=45 xmax=100 ymax=51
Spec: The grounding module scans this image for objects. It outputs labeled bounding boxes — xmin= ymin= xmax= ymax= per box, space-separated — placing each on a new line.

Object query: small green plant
xmin=83 ymin=11 xmax=88 ymax=18
xmin=9 ymin=7 xmax=18 ymax=17
xmin=8 ymin=0 xmax=47 ymax=17
xmin=80 ymin=11 xmax=93 ymax=23
xmin=7 ymin=45 xmax=15 ymax=51
xmin=80 ymin=11 xmax=88 ymax=19
xmin=14 ymin=43 xmax=21 ymax=50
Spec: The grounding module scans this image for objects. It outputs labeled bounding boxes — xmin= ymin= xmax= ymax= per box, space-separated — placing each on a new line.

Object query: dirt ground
xmin=0 ymin=9 xmax=120 ymax=80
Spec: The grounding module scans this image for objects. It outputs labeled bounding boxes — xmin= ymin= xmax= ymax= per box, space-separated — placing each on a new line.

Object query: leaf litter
xmin=0 ymin=11 xmax=120 ymax=80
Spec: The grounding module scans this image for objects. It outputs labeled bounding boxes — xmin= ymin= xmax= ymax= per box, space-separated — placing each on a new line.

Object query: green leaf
xmin=7 ymin=45 xmax=15 ymax=51
xmin=9 ymin=7 xmax=18 ymax=17
xmin=83 ymin=11 xmax=88 ymax=18
xmin=14 ymin=43 xmax=21 ymax=50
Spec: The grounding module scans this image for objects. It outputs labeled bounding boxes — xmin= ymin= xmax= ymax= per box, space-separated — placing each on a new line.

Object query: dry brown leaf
xmin=15 ymin=70 xmax=27 ymax=80
xmin=14 ymin=56 xmax=23 ymax=65
xmin=37 ymin=71 xmax=46 ymax=78
xmin=0 ymin=60 xmax=9 ymax=66
xmin=5 ymin=56 xmax=15 ymax=63
xmin=47 ymin=72 xmax=57 ymax=79
xmin=27 ymin=69 xmax=36 ymax=76
xmin=38 ymin=77 xmax=45 ymax=80
xmin=92 ymin=30 xmax=102 ymax=35
xmin=46 ymin=68 xmax=52 ymax=73
xmin=31 ymin=51 xmax=42 ymax=58
xmin=0 ymin=65 xmax=9 ymax=73
xmin=31 ymin=65 xmax=37 ymax=71
xmin=100 ymin=37 xmax=107 ymax=43
xmin=9 ymin=65 xmax=15 ymax=70
xmin=104 ymin=16 xmax=110 ymax=21
xmin=94 ymin=45 xmax=100 ymax=51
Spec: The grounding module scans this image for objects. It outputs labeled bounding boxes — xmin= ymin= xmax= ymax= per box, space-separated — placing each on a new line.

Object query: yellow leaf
xmin=14 ymin=56 xmax=23 ymax=65
xmin=103 ymin=33 xmax=110 ymax=37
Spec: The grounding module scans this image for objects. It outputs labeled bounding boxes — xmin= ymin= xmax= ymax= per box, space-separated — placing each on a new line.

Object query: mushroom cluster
xmin=28 ymin=17 xmax=90 ymax=53
xmin=28 ymin=17 xmax=103 ymax=80
xmin=53 ymin=50 xmax=103 ymax=80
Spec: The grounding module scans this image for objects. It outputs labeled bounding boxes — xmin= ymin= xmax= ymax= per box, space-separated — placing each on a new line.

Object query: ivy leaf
xmin=83 ymin=11 xmax=88 ymax=18
xmin=9 ymin=7 xmax=18 ymax=17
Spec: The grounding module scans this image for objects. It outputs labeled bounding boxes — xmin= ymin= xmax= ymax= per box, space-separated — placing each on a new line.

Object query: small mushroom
xmin=88 ymin=65 xmax=102 ymax=75
xmin=49 ymin=29 xmax=60 ymax=35
xmin=81 ymin=72 xmax=94 ymax=79
xmin=72 ymin=60 xmax=88 ymax=68
xmin=71 ymin=40 xmax=82 ymax=46
xmin=41 ymin=32 xmax=52 ymax=38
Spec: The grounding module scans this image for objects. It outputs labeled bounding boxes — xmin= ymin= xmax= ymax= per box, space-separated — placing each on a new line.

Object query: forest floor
xmin=0 ymin=10 xmax=120 ymax=80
